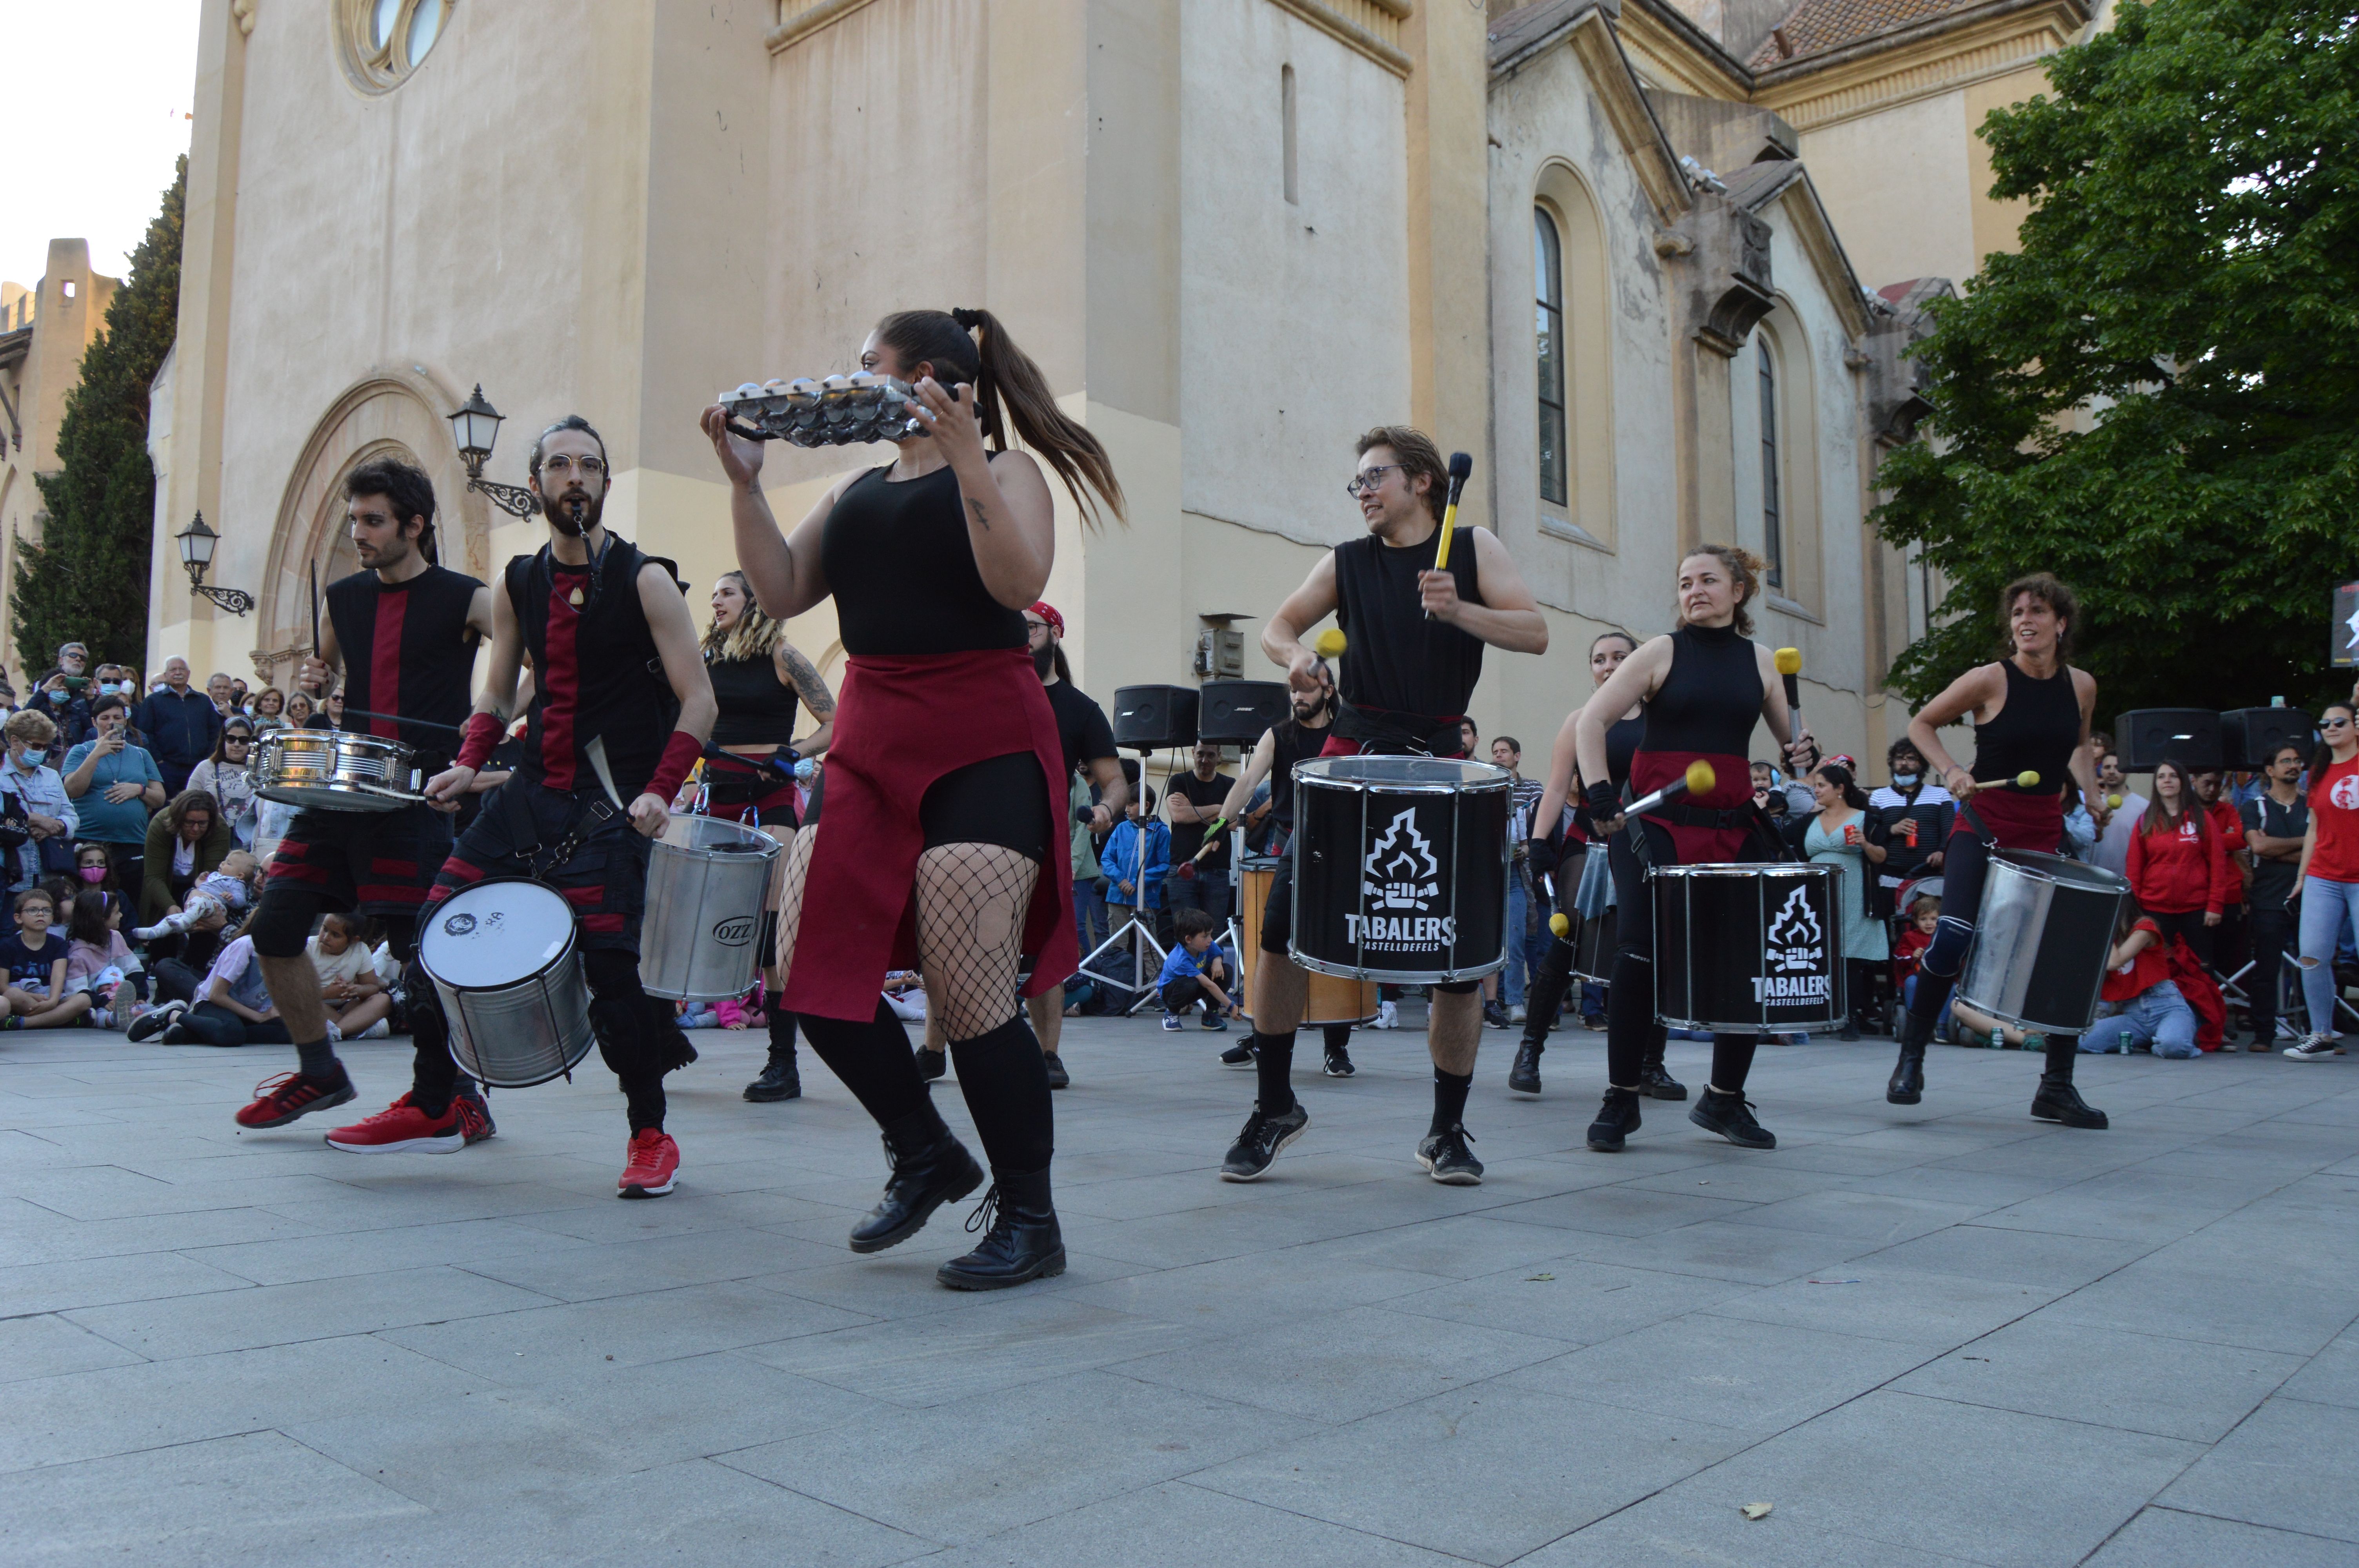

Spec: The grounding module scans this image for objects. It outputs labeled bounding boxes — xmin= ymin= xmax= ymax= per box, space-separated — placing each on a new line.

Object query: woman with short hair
xmin=187 ymin=718 xmax=260 ymax=847
xmin=61 ymin=695 xmax=166 ymax=900
xmin=0 ymin=708 xmax=76 ymax=895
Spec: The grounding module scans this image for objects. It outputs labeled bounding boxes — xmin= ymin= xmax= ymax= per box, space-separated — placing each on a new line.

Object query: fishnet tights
xmin=772 ymin=828 xmax=1038 ymax=1041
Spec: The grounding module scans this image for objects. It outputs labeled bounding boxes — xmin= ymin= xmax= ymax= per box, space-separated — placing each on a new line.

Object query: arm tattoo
xmin=966 ymin=498 xmax=990 ymax=532
xmin=781 ymin=645 xmax=835 ymax=717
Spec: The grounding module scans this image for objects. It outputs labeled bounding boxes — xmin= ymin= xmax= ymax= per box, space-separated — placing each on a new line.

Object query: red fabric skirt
xmin=1951 ymin=786 xmax=2063 ymax=855
xmin=1630 ymin=748 xmax=1754 ymax=863
xmin=781 ymin=649 xmax=1075 ymax=1022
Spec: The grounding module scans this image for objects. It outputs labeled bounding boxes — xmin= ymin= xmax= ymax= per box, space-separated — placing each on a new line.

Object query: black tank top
xmin=822 ymin=462 xmax=1027 ymax=656
xmin=1605 ymin=711 xmax=1645 ymax=791
xmin=1332 ymin=529 xmax=1485 ymax=726
xmin=505 ymin=535 xmax=671 ymax=795
xmin=1268 ymin=718 xmax=1330 ymax=829
xmin=707 ymin=653 xmax=801 ymax=748
xmin=1639 ymin=622 xmax=1761 ymax=756
xmin=326 ymin=565 xmax=481 ymax=765
xmin=1973 ymin=659 xmax=2077 ymax=797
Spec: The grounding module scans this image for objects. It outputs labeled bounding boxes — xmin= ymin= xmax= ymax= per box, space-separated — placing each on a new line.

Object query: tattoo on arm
xmin=781 ymin=646 xmax=835 ymax=717
xmin=966 ymin=498 xmax=990 ymax=532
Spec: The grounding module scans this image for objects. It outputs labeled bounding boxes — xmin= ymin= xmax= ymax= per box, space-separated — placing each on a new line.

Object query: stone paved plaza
xmin=2 ymin=1009 xmax=2356 ymax=1566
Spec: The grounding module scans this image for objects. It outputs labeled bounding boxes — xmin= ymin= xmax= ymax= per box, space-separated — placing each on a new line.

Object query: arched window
xmin=1535 ymin=208 xmax=1567 ymax=507
xmin=1757 ymin=332 xmax=1783 ymax=589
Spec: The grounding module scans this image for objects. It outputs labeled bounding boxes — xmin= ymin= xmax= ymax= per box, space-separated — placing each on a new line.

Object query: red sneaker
xmin=453 ymin=1087 xmax=496 ymax=1146
xmin=618 ymin=1128 xmax=680 ymax=1198
xmin=235 ymin=1070 xmax=356 ymax=1130
xmin=325 ymin=1093 xmax=468 ymax=1154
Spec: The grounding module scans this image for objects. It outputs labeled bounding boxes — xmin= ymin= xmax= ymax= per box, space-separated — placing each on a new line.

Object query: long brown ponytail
xmin=873 ymin=308 xmax=1127 ymax=529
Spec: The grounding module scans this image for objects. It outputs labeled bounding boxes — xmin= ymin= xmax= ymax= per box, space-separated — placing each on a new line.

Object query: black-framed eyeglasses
xmin=1344 ymin=465 xmax=1404 ymax=498
xmin=225 ymin=731 xmax=253 ymax=744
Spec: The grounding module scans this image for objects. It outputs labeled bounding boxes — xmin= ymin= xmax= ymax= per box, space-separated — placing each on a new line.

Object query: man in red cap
xmin=1022 ymin=601 xmax=1128 ymax=1086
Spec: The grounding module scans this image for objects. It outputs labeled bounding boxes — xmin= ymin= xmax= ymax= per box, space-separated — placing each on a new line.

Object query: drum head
xmin=1296 ymin=756 xmax=1509 ymax=792
xmin=420 ymin=879 xmax=578 ymax=989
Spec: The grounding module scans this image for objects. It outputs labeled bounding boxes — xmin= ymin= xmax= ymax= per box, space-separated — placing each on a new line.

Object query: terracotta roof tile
xmin=1748 ymin=0 xmax=1966 ymax=69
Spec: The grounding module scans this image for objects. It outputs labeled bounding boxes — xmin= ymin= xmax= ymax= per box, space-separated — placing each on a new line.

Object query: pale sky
xmin=0 ymin=2 xmax=200 ymax=295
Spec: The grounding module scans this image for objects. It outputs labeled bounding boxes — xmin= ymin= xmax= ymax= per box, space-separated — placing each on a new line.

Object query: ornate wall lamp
xmin=449 ymin=385 xmax=540 ymax=519
xmin=175 ymin=513 xmax=256 ymax=615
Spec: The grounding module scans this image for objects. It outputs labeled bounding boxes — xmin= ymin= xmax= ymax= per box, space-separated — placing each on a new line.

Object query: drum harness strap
xmin=1329 ymin=697 xmax=1465 ymax=757
xmin=502 ymin=782 xmax=618 ymax=882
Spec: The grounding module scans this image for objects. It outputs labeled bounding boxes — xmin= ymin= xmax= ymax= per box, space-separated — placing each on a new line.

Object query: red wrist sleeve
xmin=648 ymin=730 xmax=703 ymax=806
xmin=454 ymin=712 xmax=502 ymax=771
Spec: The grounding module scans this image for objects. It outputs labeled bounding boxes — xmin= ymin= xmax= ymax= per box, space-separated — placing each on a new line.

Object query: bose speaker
xmin=1112 ymin=684 xmax=1198 ymax=750
xmin=1197 ymin=681 xmax=1289 ymax=745
xmin=2220 ymin=708 xmax=2315 ymax=770
xmin=2114 ymin=708 xmax=2221 ymax=771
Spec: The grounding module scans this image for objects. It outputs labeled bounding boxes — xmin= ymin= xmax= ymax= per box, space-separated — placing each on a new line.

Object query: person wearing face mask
xmin=695 ymin=570 xmax=836 ymax=1106
xmin=1868 ymin=739 xmax=1953 ymax=920
xmin=60 ymin=695 xmax=165 ymax=897
xmin=0 ymin=709 xmax=77 ymax=897
xmin=33 ymin=673 xmax=93 ymax=764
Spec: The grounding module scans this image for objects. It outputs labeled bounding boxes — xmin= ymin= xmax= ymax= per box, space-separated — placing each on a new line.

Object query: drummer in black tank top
xmin=697 ymin=571 xmax=838 ymax=1106
xmin=705 ymin=306 xmax=1126 ymax=1292
xmin=1572 ymin=547 xmax=1819 ymax=1155
xmin=1889 ymin=573 xmax=2110 ymax=1129
xmin=1218 ymin=426 xmax=1549 ymax=1190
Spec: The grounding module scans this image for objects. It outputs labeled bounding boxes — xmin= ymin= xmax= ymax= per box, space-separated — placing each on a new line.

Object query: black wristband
xmin=1586 ymin=780 xmax=1621 ymax=822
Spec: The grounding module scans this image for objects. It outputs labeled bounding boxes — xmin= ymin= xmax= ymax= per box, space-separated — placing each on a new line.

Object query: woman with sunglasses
xmin=60 ymin=695 xmax=166 ymax=899
xmin=2286 ymin=702 xmax=2359 ymax=1061
xmin=307 ymin=690 xmax=348 ymax=733
xmin=188 ymin=722 xmax=260 ymax=847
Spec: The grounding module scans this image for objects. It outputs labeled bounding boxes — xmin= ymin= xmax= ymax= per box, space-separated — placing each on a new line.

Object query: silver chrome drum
xmin=1956 ymin=850 xmax=2129 ymax=1033
xmin=1290 ymin=756 xmax=1511 ymax=984
xmin=252 ymin=729 xmax=422 ymax=813
xmin=1652 ymin=863 xmax=1845 ymax=1033
xmin=418 ymin=878 xmax=596 ymax=1089
xmin=639 ymin=813 xmax=783 ymax=1002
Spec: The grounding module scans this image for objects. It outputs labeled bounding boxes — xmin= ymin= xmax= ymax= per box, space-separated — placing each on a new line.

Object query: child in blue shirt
xmin=1157 ymin=906 xmax=1239 ymax=1032
xmin=0 ymin=886 xmax=95 ymax=1030
xmin=1101 ymin=788 xmax=1170 ymax=925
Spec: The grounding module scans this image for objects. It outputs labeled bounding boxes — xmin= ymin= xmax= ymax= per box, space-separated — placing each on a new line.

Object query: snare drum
xmin=1239 ymin=866 xmax=1377 ymax=1025
xmin=1955 ymin=851 xmax=2128 ymax=1033
xmin=418 ymin=878 xmax=596 ymax=1089
xmin=1290 ymin=757 xmax=1511 ymax=983
xmin=1652 ymin=863 xmax=1844 ymax=1033
xmin=253 ymin=729 xmax=423 ymax=813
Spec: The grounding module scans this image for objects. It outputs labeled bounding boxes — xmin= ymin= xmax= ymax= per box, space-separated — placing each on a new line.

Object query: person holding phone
xmin=61 ymin=696 xmax=165 ymax=897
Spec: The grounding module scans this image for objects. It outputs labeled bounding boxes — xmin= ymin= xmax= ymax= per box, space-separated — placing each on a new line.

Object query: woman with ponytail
xmin=701 ymin=307 xmax=1124 ymax=1292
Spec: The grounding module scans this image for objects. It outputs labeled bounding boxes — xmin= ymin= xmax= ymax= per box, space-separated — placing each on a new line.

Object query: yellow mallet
xmin=1962 ymin=770 xmax=2041 ymax=796
xmin=1621 ymin=759 xmax=1717 ymax=820
xmin=1549 ymin=913 xmax=1571 ymax=938
xmin=1312 ymin=628 xmax=1346 ymax=661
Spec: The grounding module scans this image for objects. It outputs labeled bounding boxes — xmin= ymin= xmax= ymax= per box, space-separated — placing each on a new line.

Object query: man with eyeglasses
xmin=1218 ymin=425 xmax=1548 ymax=1188
xmin=234 ymin=456 xmax=497 ymax=1146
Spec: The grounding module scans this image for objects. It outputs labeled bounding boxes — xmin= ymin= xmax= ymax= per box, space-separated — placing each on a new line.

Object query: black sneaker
xmin=1201 ymin=1013 xmax=1228 ymax=1032
xmin=916 ymin=1046 xmax=947 ymax=1082
xmin=1507 ymin=1040 xmax=1542 ymax=1095
xmin=1323 ymin=1044 xmax=1356 ymax=1078
xmin=1042 ymin=1052 xmax=1070 ymax=1090
xmin=1218 ymin=1041 xmax=1257 ymax=1067
xmin=127 ymin=1001 xmax=185 ymax=1044
xmin=1587 ymin=1087 xmax=1641 ymax=1152
xmin=1689 ymin=1087 xmax=1776 ymax=1149
xmin=1638 ymin=1061 xmax=1687 ymax=1101
xmin=1415 ymin=1124 xmax=1483 ymax=1185
xmin=1483 ymin=1000 xmax=1509 ymax=1030
xmin=2030 ymin=1078 xmax=2108 ymax=1129
xmin=1219 ymin=1101 xmax=1309 ymax=1181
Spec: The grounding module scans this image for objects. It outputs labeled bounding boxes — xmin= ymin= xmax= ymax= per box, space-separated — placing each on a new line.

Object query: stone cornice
xmin=1492 ymin=2 xmax=1692 ymax=223
xmin=1752 ymin=0 xmax=2088 ymax=129
xmin=1267 ymin=0 xmax=1415 ymax=77
xmin=1618 ymin=0 xmax=1756 ymax=96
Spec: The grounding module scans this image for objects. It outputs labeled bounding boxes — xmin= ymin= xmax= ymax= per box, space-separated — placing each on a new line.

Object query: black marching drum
xmin=1652 ymin=863 xmax=1845 ymax=1034
xmin=1290 ymin=757 xmax=1511 ymax=984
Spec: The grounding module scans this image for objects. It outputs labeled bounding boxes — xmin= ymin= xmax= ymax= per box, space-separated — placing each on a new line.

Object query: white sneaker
xmin=89 ymin=1009 xmax=113 ymax=1031
xmin=362 ymin=1019 xmax=391 ymax=1038
xmin=2284 ymin=1034 xmax=2344 ymax=1062
xmin=324 ymin=1021 xmax=342 ymax=1045
xmin=1372 ymin=1001 xmax=1399 ymax=1031
xmin=1508 ymin=1004 xmax=1527 ymax=1025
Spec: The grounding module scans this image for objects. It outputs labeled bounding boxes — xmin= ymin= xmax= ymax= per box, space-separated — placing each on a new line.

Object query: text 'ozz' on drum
xmin=639 ymin=813 xmax=783 ymax=1002
xmin=251 ymin=729 xmax=423 ymax=813
xmin=1955 ymin=850 xmax=2129 ymax=1034
xmin=1652 ymin=863 xmax=1844 ymax=1034
xmin=1290 ymin=756 xmax=1510 ymax=984
xmin=417 ymin=877 xmax=597 ymax=1089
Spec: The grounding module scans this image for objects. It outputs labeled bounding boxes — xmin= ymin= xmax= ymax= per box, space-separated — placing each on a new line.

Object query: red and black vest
xmin=504 ymin=535 xmax=679 ymax=797
xmin=325 ymin=565 xmax=482 ymax=767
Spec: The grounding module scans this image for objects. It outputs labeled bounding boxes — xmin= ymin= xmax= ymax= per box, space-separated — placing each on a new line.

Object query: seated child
xmin=2081 ymin=904 xmax=2199 ymax=1058
xmin=0 ymin=887 xmax=93 ymax=1031
xmin=309 ymin=912 xmax=391 ymax=1040
xmin=64 ymin=889 xmax=136 ymax=1030
xmin=1157 ymin=907 xmax=1239 ymax=1033
xmin=133 ymin=849 xmax=261 ymax=941
xmin=881 ymin=970 xmax=927 ymax=1024
xmin=1893 ymin=894 xmax=1936 ymax=1009
xmin=142 ymin=917 xmax=289 ymax=1047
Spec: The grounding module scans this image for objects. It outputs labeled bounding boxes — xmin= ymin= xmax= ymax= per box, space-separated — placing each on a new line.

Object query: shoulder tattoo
xmin=781 ymin=644 xmax=835 ymax=716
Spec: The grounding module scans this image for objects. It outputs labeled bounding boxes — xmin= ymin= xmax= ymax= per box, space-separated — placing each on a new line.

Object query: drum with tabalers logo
xmin=638 ymin=813 xmax=783 ymax=1002
xmin=1290 ymin=756 xmax=1511 ymax=984
xmin=1652 ymin=863 xmax=1845 ymax=1034
xmin=417 ymin=878 xmax=596 ymax=1089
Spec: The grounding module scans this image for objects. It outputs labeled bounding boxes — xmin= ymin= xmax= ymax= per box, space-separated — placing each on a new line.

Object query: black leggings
xmin=174 ymin=1003 xmax=294 ymax=1048
xmin=804 ymin=751 xmax=1050 ymax=861
xmin=1605 ymin=817 xmax=1765 ymax=1094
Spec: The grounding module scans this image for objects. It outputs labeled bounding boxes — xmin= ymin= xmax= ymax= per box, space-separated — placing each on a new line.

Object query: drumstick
xmin=1956 ymin=770 xmax=2041 ymax=797
xmin=1424 ymin=453 xmax=1474 ymax=621
xmin=1774 ymin=647 xmax=1803 ymax=749
xmin=309 ymin=561 xmax=321 ymax=663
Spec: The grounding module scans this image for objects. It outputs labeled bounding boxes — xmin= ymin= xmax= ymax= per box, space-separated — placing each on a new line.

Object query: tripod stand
xmin=1074 ymin=745 xmax=1182 ymax=1015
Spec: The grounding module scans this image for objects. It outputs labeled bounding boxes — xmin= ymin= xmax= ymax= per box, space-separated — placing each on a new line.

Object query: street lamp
xmin=175 ymin=513 xmax=255 ymax=615
xmin=449 ymin=384 xmax=540 ymax=519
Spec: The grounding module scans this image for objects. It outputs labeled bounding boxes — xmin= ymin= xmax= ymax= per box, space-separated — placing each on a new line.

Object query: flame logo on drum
xmin=1753 ymin=884 xmax=1831 ymax=1004
xmin=1362 ymin=809 xmax=1440 ymax=910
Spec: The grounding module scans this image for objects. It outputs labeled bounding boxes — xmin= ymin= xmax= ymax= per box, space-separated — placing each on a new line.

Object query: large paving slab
xmin=1 ymin=1009 xmax=2355 ymax=1563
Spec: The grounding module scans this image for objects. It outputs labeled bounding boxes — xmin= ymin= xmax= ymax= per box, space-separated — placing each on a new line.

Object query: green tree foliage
xmin=1874 ymin=0 xmax=2359 ymax=720
xmin=14 ymin=158 xmax=185 ymax=676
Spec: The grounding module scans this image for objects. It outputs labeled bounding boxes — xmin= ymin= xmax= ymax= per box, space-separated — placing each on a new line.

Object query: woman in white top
xmin=187 ymin=718 xmax=260 ymax=847
xmin=0 ymin=708 xmax=76 ymax=893
xmin=1792 ymin=760 xmax=1888 ymax=1040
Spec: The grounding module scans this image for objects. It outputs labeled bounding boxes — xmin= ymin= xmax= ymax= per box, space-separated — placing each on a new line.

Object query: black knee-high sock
xmin=2042 ymin=1033 xmax=2079 ymax=1082
xmin=1604 ymin=950 xmax=1652 ymax=1085
xmin=1710 ymin=1033 xmax=1757 ymax=1093
xmin=948 ymin=1014 xmax=1054 ymax=1174
xmin=764 ymin=991 xmax=797 ymax=1056
xmin=1430 ymin=1067 xmax=1472 ymax=1134
xmin=801 ymin=1000 xmax=929 ymax=1127
xmin=1254 ymin=1029 xmax=1298 ymax=1115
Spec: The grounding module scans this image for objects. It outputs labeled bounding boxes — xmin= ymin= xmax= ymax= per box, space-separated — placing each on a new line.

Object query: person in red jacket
xmin=2126 ymin=759 xmax=2235 ymax=967
xmin=2190 ymin=767 xmax=2251 ymax=986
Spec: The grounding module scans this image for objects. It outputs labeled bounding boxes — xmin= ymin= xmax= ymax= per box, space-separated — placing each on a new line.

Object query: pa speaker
xmin=1112 ymin=684 xmax=1198 ymax=750
xmin=1197 ymin=681 xmax=1288 ymax=744
xmin=2220 ymin=708 xmax=2315 ymax=770
xmin=2114 ymin=708 xmax=2220 ymax=771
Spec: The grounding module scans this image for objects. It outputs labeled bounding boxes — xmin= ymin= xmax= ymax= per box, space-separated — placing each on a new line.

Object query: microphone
xmin=1622 ymin=759 xmax=1717 ymax=822
xmin=1425 ymin=452 xmax=1475 ymax=621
